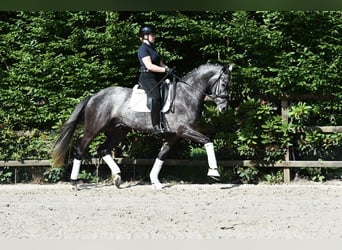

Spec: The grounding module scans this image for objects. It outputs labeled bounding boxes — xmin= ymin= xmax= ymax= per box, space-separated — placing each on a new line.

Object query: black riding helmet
xmin=139 ymin=25 xmax=156 ymax=37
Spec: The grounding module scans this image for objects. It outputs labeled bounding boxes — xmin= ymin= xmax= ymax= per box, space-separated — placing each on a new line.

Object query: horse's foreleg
xmin=177 ymin=126 xmax=220 ymax=179
xmin=204 ymin=142 xmax=220 ymax=179
xmin=150 ymin=135 xmax=179 ymax=189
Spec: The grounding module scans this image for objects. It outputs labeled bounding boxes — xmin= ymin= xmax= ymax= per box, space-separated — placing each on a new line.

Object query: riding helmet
xmin=139 ymin=25 xmax=156 ymax=37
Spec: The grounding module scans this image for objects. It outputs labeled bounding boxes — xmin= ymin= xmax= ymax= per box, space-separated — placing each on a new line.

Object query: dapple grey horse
xmin=52 ymin=63 xmax=233 ymax=189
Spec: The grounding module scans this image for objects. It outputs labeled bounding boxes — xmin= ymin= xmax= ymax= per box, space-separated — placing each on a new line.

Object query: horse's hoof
xmin=151 ymin=182 xmax=164 ymax=190
xmin=207 ymin=168 xmax=220 ymax=180
xmin=70 ymin=179 xmax=79 ymax=191
xmin=208 ymin=176 xmax=221 ymax=181
xmin=113 ymin=174 xmax=121 ymax=188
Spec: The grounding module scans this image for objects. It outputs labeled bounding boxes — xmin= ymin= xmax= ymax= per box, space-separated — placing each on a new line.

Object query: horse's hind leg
xmin=98 ymin=128 xmax=129 ymax=188
xmin=70 ymin=128 xmax=100 ymax=187
xmin=150 ymin=135 xmax=179 ymax=189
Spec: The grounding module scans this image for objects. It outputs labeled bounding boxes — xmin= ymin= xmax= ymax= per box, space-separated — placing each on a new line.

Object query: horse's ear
xmin=228 ymin=64 xmax=234 ymax=72
xmin=221 ymin=65 xmax=228 ymax=73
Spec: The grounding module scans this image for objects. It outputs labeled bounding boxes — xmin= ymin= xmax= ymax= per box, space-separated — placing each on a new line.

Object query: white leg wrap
xmin=205 ymin=142 xmax=218 ymax=169
xmin=102 ymin=154 xmax=121 ymax=175
xmin=204 ymin=142 xmax=220 ymax=178
xmin=70 ymin=159 xmax=81 ymax=180
xmin=150 ymin=158 xmax=164 ymax=189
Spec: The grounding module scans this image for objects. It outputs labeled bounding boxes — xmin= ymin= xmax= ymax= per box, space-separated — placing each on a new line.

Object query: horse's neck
xmin=177 ymin=76 xmax=207 ymax=104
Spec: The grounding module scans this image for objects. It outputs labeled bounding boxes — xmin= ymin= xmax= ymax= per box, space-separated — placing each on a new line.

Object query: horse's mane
xmin=182 ymin=63 xmax=221 ymax=82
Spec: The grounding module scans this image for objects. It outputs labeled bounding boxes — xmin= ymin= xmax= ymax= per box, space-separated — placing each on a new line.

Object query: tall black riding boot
xmin=151 ymin=100 xmax=165 ymax=134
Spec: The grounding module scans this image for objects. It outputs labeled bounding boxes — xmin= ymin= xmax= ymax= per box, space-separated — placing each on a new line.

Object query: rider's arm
xmin=141 ymin=56 xmax=167 ymax=73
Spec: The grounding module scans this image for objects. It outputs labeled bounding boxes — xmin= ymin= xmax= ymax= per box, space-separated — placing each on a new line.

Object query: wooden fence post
xmin=281 ymin=99 xmax=291 ymax=183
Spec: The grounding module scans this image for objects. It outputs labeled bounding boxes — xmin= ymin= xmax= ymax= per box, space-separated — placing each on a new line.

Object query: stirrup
xmin=153 ymin=124 xmax=166 ymax=134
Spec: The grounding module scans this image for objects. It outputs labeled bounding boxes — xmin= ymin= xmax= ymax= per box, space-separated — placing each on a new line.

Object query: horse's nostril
xmin=217 ymin=106 xmax=226 ymax=112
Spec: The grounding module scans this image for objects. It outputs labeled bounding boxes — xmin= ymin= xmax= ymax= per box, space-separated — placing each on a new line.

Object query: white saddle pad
xmin=130 ymin=83 xmax=172 ymax=113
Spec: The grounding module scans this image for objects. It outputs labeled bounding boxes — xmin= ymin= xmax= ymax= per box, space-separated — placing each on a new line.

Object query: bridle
xmin=207 ymin=66 xmax=230 ymax=100
xmin=163 ymin=65 xmax=232 ymax=103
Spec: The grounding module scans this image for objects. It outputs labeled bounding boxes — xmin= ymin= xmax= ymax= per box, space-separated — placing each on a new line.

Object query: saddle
xmin=130 ymin=79 xmax=174 ymax=113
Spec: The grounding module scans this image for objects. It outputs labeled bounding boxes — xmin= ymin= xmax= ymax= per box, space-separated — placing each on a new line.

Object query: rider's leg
xmin=139 ymin=73 xmax=165 ymax=133
xmin=150 ymin=99 xmax=164 ymax=133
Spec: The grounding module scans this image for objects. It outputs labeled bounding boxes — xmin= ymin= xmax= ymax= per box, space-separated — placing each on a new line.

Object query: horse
xmin=52 ymin=63 xmax=233 ymax=189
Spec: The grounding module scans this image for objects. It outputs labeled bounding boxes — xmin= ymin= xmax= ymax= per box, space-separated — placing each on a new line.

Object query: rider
xmin=137 ymin=24 xmax=172 ymax=133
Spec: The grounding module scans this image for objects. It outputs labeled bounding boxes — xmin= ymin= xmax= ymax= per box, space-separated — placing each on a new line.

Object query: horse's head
xmin=207 ymin=64 xmax=233 ymax=113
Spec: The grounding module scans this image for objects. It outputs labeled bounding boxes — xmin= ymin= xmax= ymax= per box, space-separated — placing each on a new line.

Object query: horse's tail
xmin=51 ymin=96 xmax=92 ymax=166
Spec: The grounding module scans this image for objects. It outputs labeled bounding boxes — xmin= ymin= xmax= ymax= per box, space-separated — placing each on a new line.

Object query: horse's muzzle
xmin=216 ymin=99 xmax=228 ymax=113
xmin=220 ymin=106 xmax=227 ymax=112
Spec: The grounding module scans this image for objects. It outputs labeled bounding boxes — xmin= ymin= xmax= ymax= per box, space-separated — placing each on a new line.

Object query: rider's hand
xmin=165 ymin=66 xmax=175 ymax=74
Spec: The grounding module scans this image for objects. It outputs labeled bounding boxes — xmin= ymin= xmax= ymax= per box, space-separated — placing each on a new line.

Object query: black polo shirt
xmin=137 ymin=42 xmax=161 ymax=71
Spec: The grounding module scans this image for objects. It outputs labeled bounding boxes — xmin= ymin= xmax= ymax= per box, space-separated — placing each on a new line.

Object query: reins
xmin=168 ymin=66 xmax=229 ymax=100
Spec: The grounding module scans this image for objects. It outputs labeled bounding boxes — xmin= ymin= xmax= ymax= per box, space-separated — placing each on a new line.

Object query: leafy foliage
xmin=43 ymin=167 xmax=65 ymax=183
xmin=0 ymin=168 xmax=12 ymax=184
